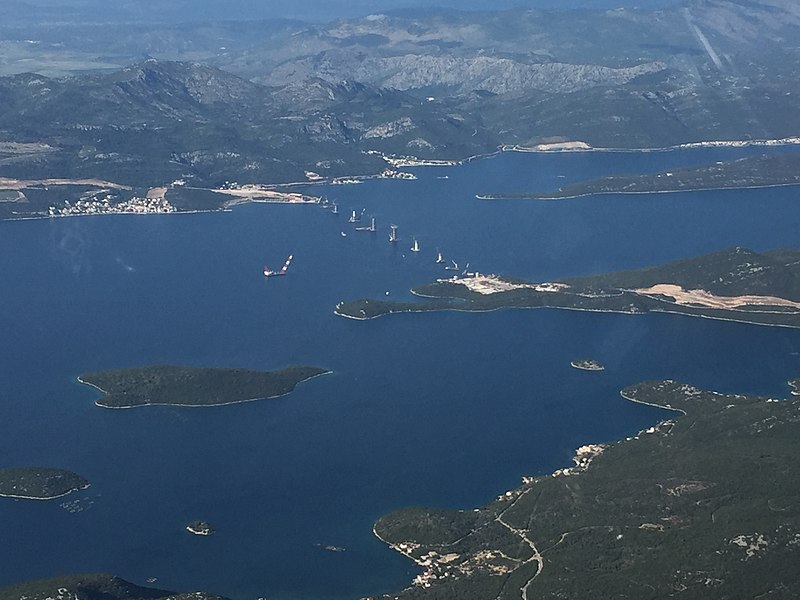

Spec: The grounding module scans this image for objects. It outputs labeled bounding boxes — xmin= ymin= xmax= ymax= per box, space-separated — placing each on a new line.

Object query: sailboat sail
xmin=356 ymin=216 xmax=376 ymax=232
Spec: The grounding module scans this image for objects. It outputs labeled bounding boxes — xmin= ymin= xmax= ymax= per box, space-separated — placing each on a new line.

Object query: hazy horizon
xmin=7 ymin=0 xmax=682 ymax=24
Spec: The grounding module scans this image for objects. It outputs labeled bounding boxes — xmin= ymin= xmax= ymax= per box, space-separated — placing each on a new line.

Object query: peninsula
xmin=79 ymin=365 xmax=329 ymax=408
xmin=372 ymin=379 xmax=800 ymax=598
xmin=477 ymin=152 xmax=800 ymax=200
xmin=335 ymin=247 xmax=800 ymax=328
xmin=0 ymin=467 xmax=88 ymax=500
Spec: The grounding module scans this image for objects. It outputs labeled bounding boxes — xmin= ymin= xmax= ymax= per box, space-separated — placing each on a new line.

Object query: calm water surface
xmin=1 ymin=148 xmax=799 ymax=598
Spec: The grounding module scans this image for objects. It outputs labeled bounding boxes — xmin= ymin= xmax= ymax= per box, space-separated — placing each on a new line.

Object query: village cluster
xmin=48 ymin=194 xmax=176 ymax=216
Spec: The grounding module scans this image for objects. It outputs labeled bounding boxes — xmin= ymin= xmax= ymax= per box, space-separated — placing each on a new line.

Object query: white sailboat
xmin=356 ymin=216 xmax=376 ymax=232
xmin=389 ymin=224 xmax=399 ymax=243
xmin=411 ymin=238 xmax=420 ymax=253
xmin=435 ymin=249 xmax=445 ymax=264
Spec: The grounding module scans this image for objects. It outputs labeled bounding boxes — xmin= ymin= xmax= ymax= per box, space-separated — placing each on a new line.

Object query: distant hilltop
xmin=2 ymin=0 xmax=800 ymax=186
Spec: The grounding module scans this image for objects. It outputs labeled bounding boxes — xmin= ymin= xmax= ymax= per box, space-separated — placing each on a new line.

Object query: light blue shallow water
xmin=1 ymin=147 xmax=799 ymax=598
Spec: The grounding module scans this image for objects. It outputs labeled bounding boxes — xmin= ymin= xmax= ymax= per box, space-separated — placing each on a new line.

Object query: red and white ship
xmin=263 ymin=254 xmax=292 ymax=277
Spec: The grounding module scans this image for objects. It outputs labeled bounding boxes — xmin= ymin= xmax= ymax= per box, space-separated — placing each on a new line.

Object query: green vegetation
xmin=0 ymin=467 xmax=88 ymax=500
xmin=79 ymin=365 xmax=329 ymax=408
xmin=165 ymin=187 xmax=229 ymax=212
xmin=0 ymin=190 xmax=21 ymax=202
xmin=335 ymin=247 xmax=800 ymax=328
xmin=0 ymin=574 xmax=228 ymax=600
xmin=565 ymin=246 xmax=800 ymax=300
xmin=479 ymin=153 xmax=800 ymax=200
xmin=374 ymin=380 xmax=800 ymax=599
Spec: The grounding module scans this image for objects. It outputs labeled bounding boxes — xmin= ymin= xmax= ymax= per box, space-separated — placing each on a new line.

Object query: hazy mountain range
xmin=1 ymin=0 xmax=799 ymax=186
xmin=2 ymin=0 xmax=682 ymax=25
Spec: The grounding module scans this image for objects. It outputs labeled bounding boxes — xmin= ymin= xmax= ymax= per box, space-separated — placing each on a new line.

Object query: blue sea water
xmin=1 ymin=147 xmax=800 ymax=598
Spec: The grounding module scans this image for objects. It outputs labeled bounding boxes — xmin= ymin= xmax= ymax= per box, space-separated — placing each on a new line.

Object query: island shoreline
xmin=0 ymin=484 xmax=90 ymax=501
xmin=476 ymin=180 xmax=800 ymax=202
xmin=336 ymin=301 xmax=800 ymax=329
xmin=78 ymin=369 xmax=332 ymax=409
xmin=5 ymin=135 xmax=800 ymax=222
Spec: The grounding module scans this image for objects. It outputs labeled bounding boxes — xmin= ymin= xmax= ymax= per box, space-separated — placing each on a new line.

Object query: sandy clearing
xmin=212 ymin=187 xmax=317 ymax=203
xmin=635 ymin=284 xmax=800 ymax=311
xmin=447 ymin=274 xmax=569 ymax=295
xmin=146 ymin=186 xmax=168 ymax=199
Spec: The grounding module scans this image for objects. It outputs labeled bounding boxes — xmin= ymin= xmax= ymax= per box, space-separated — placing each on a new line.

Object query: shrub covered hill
xmin=373 ymin=380 xmax=800 ymax=599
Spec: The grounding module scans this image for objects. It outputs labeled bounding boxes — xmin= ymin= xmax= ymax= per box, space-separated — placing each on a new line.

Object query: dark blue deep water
xmin=1 ymin=148 xmax=800 ymax=598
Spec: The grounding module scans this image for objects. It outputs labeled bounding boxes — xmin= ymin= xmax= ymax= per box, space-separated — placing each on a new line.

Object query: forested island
xmin=477 ymin=152 xmax=800 ymax=200
xmin=0 ymin=467 xmax=88 ymax=500
xmin=335 ymin=247 xmax=800 ymax=328
xmin=372 ymin=379 xmax=800 ymax=598
xmin=570 ymin=359 xmax=605 ymax=371
xmin=79 ymin=365 xmax=329 ymax=408
xmin=186 ymin=521 xmax=215 ymax=536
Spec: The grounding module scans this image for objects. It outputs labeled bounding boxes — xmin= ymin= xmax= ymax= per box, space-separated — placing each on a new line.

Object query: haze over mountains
xmin=3 ymin=0 xmax=680 ymax=25
xmin=1 ymin=0 xmax=799 ymax=186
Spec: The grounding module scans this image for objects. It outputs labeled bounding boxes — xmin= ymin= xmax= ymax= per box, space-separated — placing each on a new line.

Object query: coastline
xmin=371 ymin=526 xmax=421 ymax=596
xmin=619 ymin=388 xmax=687 ymax=415
xmin=0 ymin=483 xmax=89 ymax=501
xmin=0 ymin=207 xmax=232 ymax=223
xmin=5 ymin=135 xmax=800 ymax=222
xmin=78 ymin=369 xmax=333 ymax=409
xmin=372 ymin=382 xmax=690 ymax=595
xmin=335 ymin=297 xmax=800 ymax=329
xmin=76 ymin=376 xmax=108 ymax=395
xmin=476 ymin=180 xmax=800 ymax=202
xmin=501 ymin=135 xmax=800 ymax=155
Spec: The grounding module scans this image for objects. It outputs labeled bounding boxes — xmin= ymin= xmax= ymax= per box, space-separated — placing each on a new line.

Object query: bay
xmin=1 ymin=146 xmax=799 ymax=598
